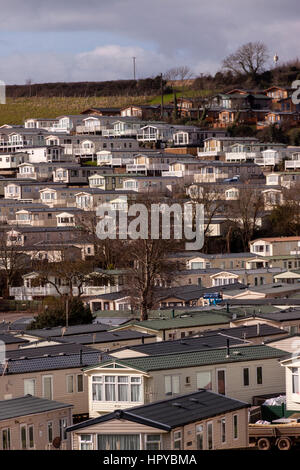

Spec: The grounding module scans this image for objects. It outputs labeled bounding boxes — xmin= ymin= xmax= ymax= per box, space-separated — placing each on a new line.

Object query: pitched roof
xmin=98 ymin=344 xmax=286 ymax=372
xmin=128 ymin=313 xmax=232 ymax=331
xmin=1 ymin=345 xmax=110 ymax=375
xmin=119 ymin=333 xmax=247 ymax=356
xmin=66 ymin=389 xmax=249 ymax=432
xmin=26 ymin=322 xmax=108 ymax=338
xmin=0 ymin=333 xmax=29 ymax=344
xmin=0 ymin=395 xmax=72 ymax=421
xmin=50 ymin=329 xmax=155 ymax=345
xmin=251 ymin=236 xmax=300 ymax=243
xmin=5 ymin=342 xmax=96 ymax=360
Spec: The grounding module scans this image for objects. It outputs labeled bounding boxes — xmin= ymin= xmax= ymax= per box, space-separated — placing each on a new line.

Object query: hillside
xmin=0 ymin=96 xmax=151 ymax=126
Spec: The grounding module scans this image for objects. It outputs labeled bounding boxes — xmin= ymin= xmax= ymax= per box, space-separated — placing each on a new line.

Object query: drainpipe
xmin=226 ymin=339 xmax=230 ymax=358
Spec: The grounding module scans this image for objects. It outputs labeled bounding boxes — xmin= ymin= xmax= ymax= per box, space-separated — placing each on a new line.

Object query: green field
xmin=0 ymin=88 xmax=217 ymax=126
xmin=0 ymin=95 xmax=151 ymax=126
xmin=149 ymin=89 xmax=215 ymax=105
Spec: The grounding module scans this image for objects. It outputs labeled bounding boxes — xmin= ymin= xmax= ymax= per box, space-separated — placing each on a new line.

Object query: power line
xmin=132 ymin=57 xmax=136 ymax=80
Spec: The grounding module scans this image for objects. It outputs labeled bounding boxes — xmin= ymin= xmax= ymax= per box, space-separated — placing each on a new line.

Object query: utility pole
xmin=132 ymin=57 xmax=136 ymax=81
xmin=160 ymin=73 xmax=164 ymax=119
xmin=65 ymin=296 xmax=69 ymax=328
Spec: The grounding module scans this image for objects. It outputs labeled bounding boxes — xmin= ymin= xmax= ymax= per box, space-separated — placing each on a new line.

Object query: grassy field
xmin=149 ymin=89 xmax=215 ymax=105
xmin=0 ymin=88 xmax=217 ymax=126
xmin=0 ymin=95 xmax=151 ymax=126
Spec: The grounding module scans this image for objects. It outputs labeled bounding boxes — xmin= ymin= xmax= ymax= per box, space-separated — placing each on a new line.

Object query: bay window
xmin=92 ymin=376 xmax=103 ymax=401
xmin=105 ymin=376 xmax=116 ymax=401
xmin=92 ymin=375 xmax=142 ymax=402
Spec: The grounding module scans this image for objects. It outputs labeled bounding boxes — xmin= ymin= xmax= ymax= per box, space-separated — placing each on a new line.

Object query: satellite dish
xmin=52 ymin=436 xmax=61 ymax=449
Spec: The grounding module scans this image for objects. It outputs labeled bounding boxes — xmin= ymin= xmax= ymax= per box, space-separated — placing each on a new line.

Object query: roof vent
xmin=172 ymin=402 xmax=185 ymax=408
xmin=189 ymin=397 xmax=200 ymax=403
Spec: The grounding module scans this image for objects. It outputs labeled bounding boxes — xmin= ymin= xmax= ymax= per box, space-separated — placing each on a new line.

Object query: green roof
xmin=130 ymin=313 xmax=231 ymax=330
xmin=99 ymin=345 xmax=287 ymax=372
xmin=265 ymin=255 xmax=300 ymax=260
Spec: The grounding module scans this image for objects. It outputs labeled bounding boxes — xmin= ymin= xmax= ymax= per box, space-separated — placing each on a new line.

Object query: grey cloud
xmin=0 ymin=0 xmax=299 ymax=83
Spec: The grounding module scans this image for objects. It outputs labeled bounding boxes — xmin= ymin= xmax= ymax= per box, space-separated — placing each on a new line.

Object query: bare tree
xmin=32 ymin=255 xmax=95 ymax=298
xmin=269 ymin=182 xmax=300 ymax=236
xmin=188 ymin=184 xmax=225 ymax=252
xmin=0 ymin=231 xmax=31 ymax=298
xmin=224 ymin=186 xmax=265 ymax=251
xmin=123 ymin=238 xmax=180 ymax=321
xmin=164 ymin=66 xmax=193 ymax=82
xmin=25 ymin=78 xmax=32 ymax=98
xmin=75 ymin=211 xmax=127 ymax=269
xmin=121 ymin=194 xmax=184 ymax=320
xmin=222 ymin=42 xmax=269 ymax=81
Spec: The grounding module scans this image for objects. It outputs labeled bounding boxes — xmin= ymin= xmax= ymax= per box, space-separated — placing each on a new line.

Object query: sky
xmin=0 ymin=0 xmax=299 ymax=84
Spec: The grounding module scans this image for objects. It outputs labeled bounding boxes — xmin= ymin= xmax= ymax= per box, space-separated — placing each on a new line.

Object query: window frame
xmin=243 ymin=367 xmax=250 ymax=387
xmin=233 ymin=414 xmax=238 ymax=440
xmin=195 ymin=424 xmax=204 ymax=450
xmin=221 ymin=417 xmax=226 ymax=444
xmin=216 ymin=368 xmax=226 ymax=395
xmin=164 ymin=374 xmax=180 ymax=395
xmin=2 ymin=428 xmax=11 ymax=450
xmin=77 ymin=374 xmax=84 ymax=393
xmin=145 ymin=434 xmax=161 ymax=450
xmin=207 ymin=421 xmax=213 ymax=450
xmin=256 ymin=366 xmax=263 ymax=385
xmin=42 ymin=375 xmax=53 ymax=400
xmin=20 ymin=424 xmax=27 ymax=450
xmin=79 ymin=434 xmax=93 ymax=450
xmin=173 ymin=430 xmax=182 ymax=450
xmin=66 ymin=374 xmax=74 ymax=394
xmin=24 ymin=378 xmax=36 ymax=396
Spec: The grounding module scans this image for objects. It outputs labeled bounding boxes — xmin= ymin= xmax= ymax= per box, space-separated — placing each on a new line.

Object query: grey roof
xmin=120 ymin=333 xmax=247 ymax=356
xmin=26 ymin=322 xmax=109 ymax=338
xmin=253 ymin=310 xmax=300 ymax=322
xmin=156 ymin=283 xmax=247 ymax=302
xmin=1 ymin=343 xmax=111 ymax=375
xmin=88 ymin=291 xmax=129 ymax=301
xmin=0 ymin=333 xmax=29 ymax=345
xmin=7 ymin=226 xmax=82 ymax=233
xmin=203 ymin=324 xmax=287 ymax=340
xmin=5 ymin=342 xmax=97 ymax=360
xmin=0 ymin=395 xmax=72 ymax=421
xmin=51 ymin=330 xmax=155 ymax=345
xmin=226 ymin=299 xmax=300 ymax=306
xmin=66 ymin=389 xmax=249 ymax=432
